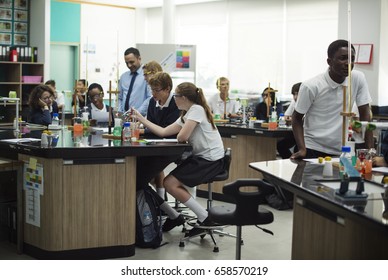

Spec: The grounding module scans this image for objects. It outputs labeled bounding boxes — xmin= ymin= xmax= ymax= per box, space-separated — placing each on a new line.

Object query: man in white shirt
xmin=207 ymin=77 xmax=240 ymax=118
xmin=291 ymin=39 xmax=373 ymax=159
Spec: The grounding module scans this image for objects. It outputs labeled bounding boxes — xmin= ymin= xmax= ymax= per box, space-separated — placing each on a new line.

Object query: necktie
xmin=124 ymin=71 xmax=138 ymax=111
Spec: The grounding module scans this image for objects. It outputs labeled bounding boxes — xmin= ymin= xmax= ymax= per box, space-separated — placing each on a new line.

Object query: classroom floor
xmin=0 ymin=195 xmax=293 ymax=260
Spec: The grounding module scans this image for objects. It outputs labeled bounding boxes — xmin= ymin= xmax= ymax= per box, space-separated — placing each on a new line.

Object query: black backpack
xmin=135 ymin=187 xmax=163 ymax=248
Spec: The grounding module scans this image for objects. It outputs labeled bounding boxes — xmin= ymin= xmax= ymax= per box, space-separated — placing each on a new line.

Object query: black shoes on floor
xmin=184 ymin=217 xmax=220 ymax=237
xmin=162 ymin=214 xmax=185 ymax=232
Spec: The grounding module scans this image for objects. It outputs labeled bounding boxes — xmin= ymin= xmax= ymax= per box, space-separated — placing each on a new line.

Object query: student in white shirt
xmin=132 ymin=82 xmax=225 ymax=236
xmin=207 ymin=77 xmax=240 ymax=118
xmin=291 ymin=39 xmax=373 ymax=159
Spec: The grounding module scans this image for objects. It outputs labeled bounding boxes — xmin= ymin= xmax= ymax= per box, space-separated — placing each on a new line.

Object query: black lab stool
xmin=209 ymin=179 xmax=274 ymax=259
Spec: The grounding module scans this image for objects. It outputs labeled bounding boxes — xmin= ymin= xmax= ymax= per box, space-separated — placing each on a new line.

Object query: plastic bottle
xmin=339 ymin=146 xmax=352 ymax=175
xmin=142 ymin=209 xmax=155 ymax=242
xmin=278 ymin=113 xmax=286 ymax=128
xmin=113 ymin=118 xmax=122 ymax=138
xmin=82 ymin=112 xmax=89 ymax=128
xmin=122 ymin=122 xmax=131 ymax=142
xmin=52 ymin=113 xmax=59 ymax=126
xmin=268 ymin=110 xmax=278 ymax=130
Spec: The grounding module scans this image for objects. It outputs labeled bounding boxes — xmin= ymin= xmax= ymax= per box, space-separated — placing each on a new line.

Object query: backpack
xmin=135 ymin=187 xmax=163 ymax=248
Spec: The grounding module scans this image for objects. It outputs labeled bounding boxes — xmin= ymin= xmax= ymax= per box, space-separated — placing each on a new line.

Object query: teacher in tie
xmin=118 ymin=47 xmax=151 ymax=116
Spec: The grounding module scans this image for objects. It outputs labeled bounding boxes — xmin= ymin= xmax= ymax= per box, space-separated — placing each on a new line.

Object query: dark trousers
xmin=305 ymin=148 xmax=337 ymax=159
xmin=277 ymin=135 xmax=297 ymax=159
xmin=136 ymin=155 xmax=181 ymax=205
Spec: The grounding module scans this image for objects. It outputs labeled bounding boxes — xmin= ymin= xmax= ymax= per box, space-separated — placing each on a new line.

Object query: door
xmin=50 ymin=44 xmax=79 ymax=112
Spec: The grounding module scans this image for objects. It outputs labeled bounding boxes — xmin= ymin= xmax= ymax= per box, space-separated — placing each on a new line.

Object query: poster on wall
xmin=159 ymin=44 xmax=196 ymax=73
xmin=0 ymin=32 xmax=11 ymax=44
xmin=23 ymin=161 xmax=44 ymax=227
xmin=0 ymin=0 xmax=29 ymax=46
xmin=14 ymin=0 xmax=28 ymax=10
xmin=0 ymin=8 xmax=12 ymax=20
xmin=0 ymin=0 xmax=12 ymax=9
xmin=14 ymin=9 xmax=27 ymax=21
xmin=14 ymin=33 xmax=26 ymax=45
xmin=14 ymin=21 xmax=27 ymax=33
xmin=0 ymin=20 xmax=11 ymax=32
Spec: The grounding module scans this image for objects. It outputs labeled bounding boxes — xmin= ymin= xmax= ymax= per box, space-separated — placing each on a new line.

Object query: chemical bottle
xmin=122 ymin=122 xmax=131 ymax=142
xmin=322 ymin=156 xmax=333 ymax=177
xmin=113 ymin=118 xmax=122 ymax=138
xmin=278 ymin=113 xmax=286 ymax=128
xmin=81 ymin=111 xmax=89 ymax=128
xmin=52 ymin=113 xmax=60 ymax=126
xmin=268 ymin=110 xmax=278 ymax=130
xmin=339 ymin=146 xmax=352 ymax=175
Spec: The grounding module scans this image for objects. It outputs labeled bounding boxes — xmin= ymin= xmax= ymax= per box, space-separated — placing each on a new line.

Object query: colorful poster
xmin=176 ymin=50 xmax=190 ymax=69
xmin=23 ymin=162 xmax=44 ymax=227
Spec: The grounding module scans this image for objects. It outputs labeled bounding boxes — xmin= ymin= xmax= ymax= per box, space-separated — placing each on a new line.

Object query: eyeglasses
xmin=144 ymin=71 xmax=155 ymax=75
xmin=173 ymin=94 xmax=183 ymax=98
xmin=89 ymin=93 xmax=103 ymax=100
xmin=151 ymin=88 xmax=164 ymax=93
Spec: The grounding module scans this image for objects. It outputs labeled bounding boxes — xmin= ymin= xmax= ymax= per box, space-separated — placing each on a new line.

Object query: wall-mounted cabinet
xmin=0 ymin=62 xmax=44 ymax=122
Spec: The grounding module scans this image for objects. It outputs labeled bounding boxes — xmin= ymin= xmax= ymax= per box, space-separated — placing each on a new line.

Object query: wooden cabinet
xmin=197 ymin=134 xmax=277 ymax=195
xmin=0 ymin=62 xmax=44 ymax=122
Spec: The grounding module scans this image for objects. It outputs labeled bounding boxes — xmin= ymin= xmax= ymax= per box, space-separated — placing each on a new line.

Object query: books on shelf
xmin=0 ymin=46 xmax=38 ymax=62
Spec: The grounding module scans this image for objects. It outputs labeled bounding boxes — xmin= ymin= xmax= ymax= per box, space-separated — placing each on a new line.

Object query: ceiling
xmin=73 ymin=0 xmax=222 ymax=9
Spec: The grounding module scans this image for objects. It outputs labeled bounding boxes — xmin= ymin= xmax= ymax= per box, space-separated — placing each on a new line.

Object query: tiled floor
xmin=0 ymin=196 xmax=293 ymax=260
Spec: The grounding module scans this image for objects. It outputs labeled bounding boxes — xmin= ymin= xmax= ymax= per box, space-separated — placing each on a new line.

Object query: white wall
xmin=378 ymin=0 xmax=388 ymax=106
xmin=80 ymin=5 xmax=136 ymax=93
xmin=139 ymin=0 xmax=338 ymax=100
xmin=30 ymin=0 xmax=51 ymax=80
xmin=338 ymin=0 xmax=381 ymax=106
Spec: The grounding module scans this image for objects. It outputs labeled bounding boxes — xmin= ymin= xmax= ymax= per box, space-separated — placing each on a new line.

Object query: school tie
xmin=124 ymin=71 xmax=138 ymax=111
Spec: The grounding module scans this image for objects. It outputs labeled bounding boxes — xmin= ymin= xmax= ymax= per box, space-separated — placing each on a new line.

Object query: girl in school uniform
xmin=28 ymin=84 xmax=58 ymax=125
xmin=132 ymin=82 xmax=225 ymax=235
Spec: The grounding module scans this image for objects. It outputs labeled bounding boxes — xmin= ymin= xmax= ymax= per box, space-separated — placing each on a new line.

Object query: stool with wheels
xmin=209 ymin=179 xmax=275 ymax=259
xmin=179 ymin=148 xmax=232 ymax=252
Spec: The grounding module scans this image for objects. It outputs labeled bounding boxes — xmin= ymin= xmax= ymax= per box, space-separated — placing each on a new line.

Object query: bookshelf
xmin=0 ymin=61 xmax=44 ymax=122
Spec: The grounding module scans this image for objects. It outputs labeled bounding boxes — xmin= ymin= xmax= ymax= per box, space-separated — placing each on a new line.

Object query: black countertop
xmin=216 ymin=122 xmax=293 ymax=138
xmin=250 ymin=159 xmax=388 ymax=230
xmin=0 ymin=127 xmax=190 ymax=160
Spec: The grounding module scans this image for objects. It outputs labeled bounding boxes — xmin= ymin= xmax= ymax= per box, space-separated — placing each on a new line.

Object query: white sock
xmin=183 ymin=197 xmax=208 ymax=222
xmin=159 ymin=202 xmax=180 ymax=219
xmin=157 ymin=187 xmax=166 ymax=199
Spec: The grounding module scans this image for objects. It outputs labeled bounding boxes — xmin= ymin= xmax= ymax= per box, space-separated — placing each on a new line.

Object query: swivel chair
xmin=179 ymin=148 xmax=232 ymax=252
xmin=209 ymin=179 xmax=274 ymax=259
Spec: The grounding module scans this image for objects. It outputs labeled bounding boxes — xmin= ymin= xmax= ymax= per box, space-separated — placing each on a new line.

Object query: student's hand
xmin=290 ymin=149 xmax=306 ymax=160
xmin=39 ymin=98 xmax=47 ymax=108
xmin=372 ymin=156 xmax=387 ymax=167
xmin=131 ymin=108 xmax=146 ymax=123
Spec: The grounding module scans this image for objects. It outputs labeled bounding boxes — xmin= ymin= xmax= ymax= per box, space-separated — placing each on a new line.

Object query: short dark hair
xmin=88 ymin=83 xmax=104 ymax=94
xmin=291 ymin=82 xmax=302 ymax=95
xmin=124 ymin=47 xmax=140 ymax=58
xmin=45 ymin=79 xmax=56 ymax=87
xmin=327 ymin=39 xmax=355 ymax=59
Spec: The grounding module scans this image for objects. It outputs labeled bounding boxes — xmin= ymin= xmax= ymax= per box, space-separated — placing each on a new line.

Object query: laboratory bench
xmin=250 ymin=159 xmax=388 ymax=259
xmin=0 ymin=128 xmax=190 ymax=259
xmin=197 ymin=122 xmax=293 ymax=200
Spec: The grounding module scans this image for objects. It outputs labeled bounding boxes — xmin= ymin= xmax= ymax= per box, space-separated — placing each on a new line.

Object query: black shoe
xmin=185 ymin=226 xmax=206 ymax=238
xmin=198 ymin=217 xmax=221 ymax=227
xmin=162 ymin=214 xmax=185 ymax=232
